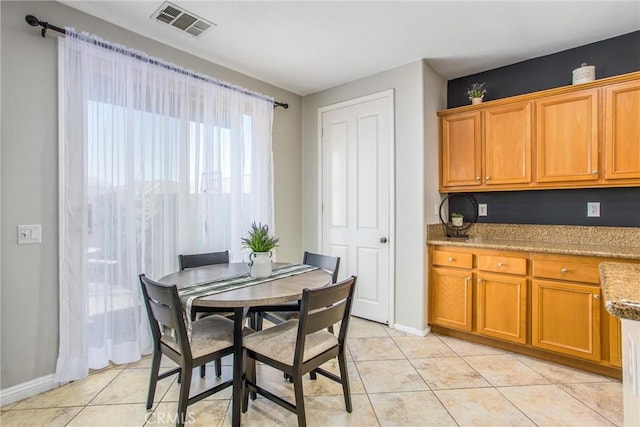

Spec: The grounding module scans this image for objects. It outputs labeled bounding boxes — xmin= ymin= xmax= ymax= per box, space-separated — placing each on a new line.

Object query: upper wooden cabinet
xmin=535 ymin=89 xmax=599 ymax=184
xmin=484 ymin=102 xmax=532 ymax=186
xmin=437 ymin=72 xmax=640 ymax=192
xmin=604 ymin=79 xmax=640 ymax=181
xmin=440 ymin=111 xmax=482 ymax=187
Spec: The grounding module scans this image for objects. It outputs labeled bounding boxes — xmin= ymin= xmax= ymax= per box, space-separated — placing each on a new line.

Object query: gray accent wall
xmin=301 ymin=61 xmax=446 ymax=334
xmin=1 ymin=1 xmax=302 ymax=389
xmin=446 ymin=31 xmax=640 ymax=227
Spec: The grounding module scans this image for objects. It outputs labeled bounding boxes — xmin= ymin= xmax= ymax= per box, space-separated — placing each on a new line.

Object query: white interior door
xmin=319 ymin=90 xmax=394 ymax=324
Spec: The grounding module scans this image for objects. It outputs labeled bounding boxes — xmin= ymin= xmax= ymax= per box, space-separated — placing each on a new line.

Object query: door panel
xmin=321 ymin=92 xmax=393 ymax=323
xmin=604 ymin=79 xmax=640 ymax=180
xmin=535 ymin=89 xmax=599 ymax=183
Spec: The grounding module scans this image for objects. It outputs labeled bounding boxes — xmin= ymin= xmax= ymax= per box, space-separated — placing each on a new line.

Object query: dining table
xmin=158 ymin=262 xmax=332 ymax=427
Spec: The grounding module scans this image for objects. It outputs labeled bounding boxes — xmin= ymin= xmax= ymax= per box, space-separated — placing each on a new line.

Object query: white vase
xmin=249 ymin=251 xmax=272 ymax=278
xmin=471 ymin=97 xmax=483 ymax=105
xmin=452 ymin=217 xmax=464 ymax=227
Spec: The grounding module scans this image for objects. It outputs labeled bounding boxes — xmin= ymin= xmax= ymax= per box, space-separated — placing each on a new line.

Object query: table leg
xmin=232 ymin=306 xmax=244 ymax=427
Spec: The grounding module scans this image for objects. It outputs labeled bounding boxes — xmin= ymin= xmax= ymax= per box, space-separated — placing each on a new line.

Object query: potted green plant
xmin=467 ymin=82 xmax=487 ymax=105
xmin=451 ymin=212 xmax=464 ymax=227
xmin=241 ymin=222 xmax=279 ymax=278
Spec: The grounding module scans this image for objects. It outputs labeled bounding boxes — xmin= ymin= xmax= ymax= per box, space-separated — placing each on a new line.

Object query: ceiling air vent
xmin=151 ymin=1 xmax=215 ymax=38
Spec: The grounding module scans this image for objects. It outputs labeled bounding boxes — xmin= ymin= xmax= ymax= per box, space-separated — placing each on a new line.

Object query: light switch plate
xmin=478 ymin=204 xmax=488 ymax=217
xmin=18 ymin=224 xmax=42 ymax=244
xmin=587 ymin=202 xmax=600 ymax=217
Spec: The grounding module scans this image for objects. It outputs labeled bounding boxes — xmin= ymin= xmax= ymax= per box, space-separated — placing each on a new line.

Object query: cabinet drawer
xmin=532 ymin=259 xmax=600 ymax=283
xmin=478 ymin=254 xmax=526 ymax=275
xmin=432 ymin=250 xmax=473 ymax=269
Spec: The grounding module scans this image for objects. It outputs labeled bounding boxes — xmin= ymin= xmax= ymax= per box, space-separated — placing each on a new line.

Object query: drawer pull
xmin=497 ymin=262 xmax=504 ymax=268
xmin=448 ymin=257 xmax=455 ymax=262
xmin=594 ymin=294 xmax=600 ymax=300
xmin=560 ymin=268 xmax=568 ymax=274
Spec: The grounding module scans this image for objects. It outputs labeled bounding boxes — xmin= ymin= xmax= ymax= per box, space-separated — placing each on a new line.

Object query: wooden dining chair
xmin=242 ymin=276 xmax=357 ymax=427
xmin=259 ymin=251 xmax=340 ymax=326
xmin=139 ymin=274 xmax=248 ymax=427
xmin=179 ymin=250 xmax=231 ymax=377
xmin=178 ymin=251 xmax=229 ymax=271
xmin=254 ymin=251 xmax=340 ymax=381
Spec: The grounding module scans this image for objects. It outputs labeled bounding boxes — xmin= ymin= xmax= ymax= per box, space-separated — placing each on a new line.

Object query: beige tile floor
xmin=1 ymin=317 xmax=623 ymax=426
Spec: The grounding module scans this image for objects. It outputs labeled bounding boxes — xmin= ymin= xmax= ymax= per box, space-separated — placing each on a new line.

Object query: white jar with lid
xmin=572 ymin=63 xmax=596 ymax=84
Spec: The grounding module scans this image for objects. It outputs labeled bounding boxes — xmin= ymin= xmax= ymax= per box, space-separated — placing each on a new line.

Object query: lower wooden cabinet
xmin=429 ymin=267 xmax=473 ymax=331
xmin=609 ymin=315 xmax=623 ymax=367
xmin=477 ymin=273 xmax=527 ymax=344
xmin=427 ymin=245 xmax=630 ymax=376
xmin=531 ymin=279 xmax=601 ymax=361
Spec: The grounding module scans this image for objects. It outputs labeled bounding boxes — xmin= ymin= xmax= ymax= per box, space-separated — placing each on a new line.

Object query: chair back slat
xmin=139 ymin=274 xmax=190 ymax=357
xmin=305 ymin=302 xmax=347 ymax=335
xmin=179 ymin=251 xmax=229 ymax=270
xmin=303 ymin=251 xmax=340 ymax=283
xmin=304 ymin=279 xmax=352 ymax=311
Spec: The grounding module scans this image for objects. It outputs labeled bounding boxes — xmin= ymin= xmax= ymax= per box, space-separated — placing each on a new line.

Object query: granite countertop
xmin=426 ymin=223 xmax=640 ymax=260
xmin=599 ymin=262 xmax=640 ymax=321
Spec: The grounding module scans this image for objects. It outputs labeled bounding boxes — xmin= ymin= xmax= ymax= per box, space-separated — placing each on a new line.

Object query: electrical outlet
xmin=18 ymin=224 xmax=42 ymax=244
xmin=478 ymin=204 xmax=488 ymax=217
xmin=587 ymin=202 xmax=600 ymax=217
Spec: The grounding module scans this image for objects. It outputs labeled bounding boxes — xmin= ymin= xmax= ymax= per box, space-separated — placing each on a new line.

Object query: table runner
xmin=178 ymin=263 xmax=319 ymax=337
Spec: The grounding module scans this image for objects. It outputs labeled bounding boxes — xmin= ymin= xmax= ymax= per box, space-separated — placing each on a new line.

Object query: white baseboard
xmin=393 ymin=323 xmax=431 ymax=337
xmin=0 ymin=374 xmax=59 ymax=406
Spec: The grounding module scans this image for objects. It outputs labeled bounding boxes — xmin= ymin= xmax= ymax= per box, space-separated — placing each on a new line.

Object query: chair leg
xmin=200 ymin=364 xmax=206 ymax=378
xmin=292 ymin=373 xmax=307 ymax=427
xmin=309 ymin=370 xmax=317 ymax=380
xmin=256 ymin=312 xmax=263 ymax=331
xmin=215 ymin=358 xmax=222 ymax=377
xmin=177 ymin=362 xmax=193 ymax=427
xmin=146 ymin=351 xmax=162 ymax=409
xmin=338 ymin=352 xmax=352 ymax=413
xmin=242 ymin=354 xmax=256 ymax=412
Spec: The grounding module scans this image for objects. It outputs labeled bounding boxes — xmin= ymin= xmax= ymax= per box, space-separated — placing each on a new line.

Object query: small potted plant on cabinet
xmin=467 ymin=83 xmax=487 ymax=105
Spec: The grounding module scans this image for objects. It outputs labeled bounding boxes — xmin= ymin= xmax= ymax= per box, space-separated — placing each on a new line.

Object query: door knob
xmin=379 ymin=237 xmax=388 ymax=243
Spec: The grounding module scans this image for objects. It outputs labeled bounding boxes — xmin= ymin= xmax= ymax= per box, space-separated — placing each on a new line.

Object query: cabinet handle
xmin=486 ymin=176 xmax=490 ymax=180
xmin=594 ymin=294 xmax=601 ymax=300
xmin=497 ymin=262 xmax=503 ymax=268
xmin=561 ymin=268 xmax=568 ymax=274
xmin=448 ymin=257 xmax=455 ymax=262
xmin=475 ymin=176 xmax=480 ymax=181
xmin=592 ymin=170 xmax=598 ymax=175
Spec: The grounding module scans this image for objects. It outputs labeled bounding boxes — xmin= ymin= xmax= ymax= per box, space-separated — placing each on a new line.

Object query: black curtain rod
xmin=25 ymin=14 xmax=289 ymax=110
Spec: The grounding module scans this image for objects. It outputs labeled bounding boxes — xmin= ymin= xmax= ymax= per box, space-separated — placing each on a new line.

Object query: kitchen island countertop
xmin=599 ymin=262 xmax=640 ymax=321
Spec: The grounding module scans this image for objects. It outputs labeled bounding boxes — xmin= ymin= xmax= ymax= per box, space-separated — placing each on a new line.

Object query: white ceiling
xmin=58 ymin=1 xmax=640 ymax=96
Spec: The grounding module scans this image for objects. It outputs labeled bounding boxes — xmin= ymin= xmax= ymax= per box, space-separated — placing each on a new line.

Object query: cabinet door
xmin=604 ymin=79 xmax=640 ymax=181
xmin=429 ymin=267 xmax=473 ymax=331
xmin=535 ymin=89 xmax=599 ymax=183
xmin=440 ymin=112 xmax=482 ymax=188
xmin=476 ymin=273 xmax=527 ymax=344
xmin=532 ymin=279 xmax=601 ymax=361
xmin=484 ymin=101 xmax=532 ymax=185
xmin=609 ymin=314 xmax=622 ymax=367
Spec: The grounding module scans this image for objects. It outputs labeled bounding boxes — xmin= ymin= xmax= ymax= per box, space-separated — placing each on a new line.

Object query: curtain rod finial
xmin=25 ymin=15 xmax=41 ymax=27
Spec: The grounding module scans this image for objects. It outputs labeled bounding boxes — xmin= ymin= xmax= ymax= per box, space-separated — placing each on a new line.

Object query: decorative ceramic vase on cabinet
xmin=249 ymin=251 xmax=272 ymax=278
xmin=471 ymin=97 xmax=483 ymax=105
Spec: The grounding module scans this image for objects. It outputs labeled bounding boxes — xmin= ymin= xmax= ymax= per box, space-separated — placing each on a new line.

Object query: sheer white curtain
xmin=56 ymin=29 xmax=274 ymax=382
